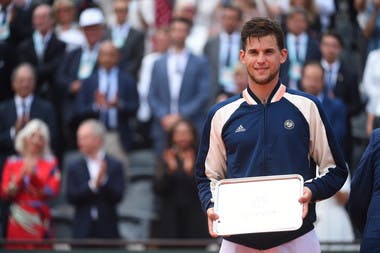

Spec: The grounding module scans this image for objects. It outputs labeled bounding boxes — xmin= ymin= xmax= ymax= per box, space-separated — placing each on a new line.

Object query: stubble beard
xmin=247 ymin=68 xmax=279 ymax=85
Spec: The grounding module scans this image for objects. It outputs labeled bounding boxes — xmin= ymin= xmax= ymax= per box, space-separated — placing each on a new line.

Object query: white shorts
xmin=219 ymin=230 xmax=321 ymax=253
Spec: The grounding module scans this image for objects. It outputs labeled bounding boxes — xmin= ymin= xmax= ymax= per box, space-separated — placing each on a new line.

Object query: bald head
xmin=12 ymin=63 xmax=36 ymax=98
xmin=98 ymin=40 xmax=119 ymax=70
xmin=33 ymin=4 xmax=54 ymax=35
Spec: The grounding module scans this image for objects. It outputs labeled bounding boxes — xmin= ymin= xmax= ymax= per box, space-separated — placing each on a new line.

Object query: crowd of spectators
xmin=0 ymin=0 xmax=378 ymax=249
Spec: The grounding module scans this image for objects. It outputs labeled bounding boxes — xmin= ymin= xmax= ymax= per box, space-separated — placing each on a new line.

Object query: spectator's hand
xmin=70 ymin=80 xmax=82 ymax=94
xmin=207 ymin=208 xmax=219 ymax=238
xmin=108 ymin=95 xmax=119 ymax=108
xmin=94 ymin=90 xmax=108 ymax=109
xmin=182 ymin=149 xmax=195 ymax=175
xmin=23 ymin=156 xmax=37 ymax=176
xmin=164 ymin=148 xmax=178 ymax=173
xmin=95 ymin=159 xmax=107 ymax=188
xmin=161 ymin=114 xmax=182 ymax=131
xmin=299 ymin=187 xmax=312 ymax=219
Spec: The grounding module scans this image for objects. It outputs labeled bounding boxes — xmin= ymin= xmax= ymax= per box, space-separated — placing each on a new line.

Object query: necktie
xmin=326 ymin=67 xmax=334 ymax=91
xmin=225 ymin=35 xmax=232 ymax=67
xmin=100 ymin=75 xmax=110 ymax=129
xmin=295 ymin=37 xmax=300 ymax=62
xmin=21 ymin=99 xmax=27 ymax=119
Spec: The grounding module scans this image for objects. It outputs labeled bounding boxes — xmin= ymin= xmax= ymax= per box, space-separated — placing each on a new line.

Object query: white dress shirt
xmin=111 ymin=21 xmax=130 ymax=48
xmin=33 ymin=31 xmax=52 ymax=60
xmin=78 ymin=43 xmax=100 ymax=79
xmin=137 ymin=52 xmax=163 ymax=122
xmin=10 ymin=95 xmax=34 ymax=138
xmin=362 ymin=49 xmax=380 ymax=115
xmin=219 ymin=31 xmax=241 ymax=92
xmin=167 ymin=48 xmax=189 ymax=113
xmin=321 ymin=59 xmax=340 ymax=91
xmin=98 ymin=67 xmax=119 ymax=129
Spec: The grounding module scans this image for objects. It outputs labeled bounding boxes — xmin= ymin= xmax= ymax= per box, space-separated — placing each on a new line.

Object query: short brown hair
xmin=241 ymin=17 xmax=284 ymax=50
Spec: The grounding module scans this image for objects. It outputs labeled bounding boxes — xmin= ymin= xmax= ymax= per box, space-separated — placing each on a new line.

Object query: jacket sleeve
xmin=195 ymin=107 xmax=227 ymax=212
xmin=348 ymin=130 xmax=379 ymax=233
xmin=180 ymin=57 xmax=211 ymax=119
xmin=98 ymin=159 xmax=125 ymax=204
xmin=66 ymin=162 xmax=95 ymax=205
xmin=304 ymin=98 xmax=348 ymax=201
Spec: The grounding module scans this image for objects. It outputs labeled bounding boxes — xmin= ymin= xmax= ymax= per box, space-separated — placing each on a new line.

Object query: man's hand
xmin=70 ymin=80 xmax=82 ymax=94
xmin=161 ymin=114 xmax=182 ymax=131
xmin=95 ymin=160 xmax=107 ymax=188
xmin=206 ymin=208 xmax=219 ymax=238
xmin=298 ymin=187 xmax=313 ymax=219
xmin=94 ymin=90 xmax=108 ymax=109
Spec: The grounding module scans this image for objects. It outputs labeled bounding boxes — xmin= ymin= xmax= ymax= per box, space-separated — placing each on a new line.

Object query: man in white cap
xmin=56 ymin=7 xmax=106 ymax=151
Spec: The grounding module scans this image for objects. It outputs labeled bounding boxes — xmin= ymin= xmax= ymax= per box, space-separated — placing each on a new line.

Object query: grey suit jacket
xmin=148 ymin=52 xmax=211 ymax=153
xmin=203 ymin=36 xmax=220 ymax=99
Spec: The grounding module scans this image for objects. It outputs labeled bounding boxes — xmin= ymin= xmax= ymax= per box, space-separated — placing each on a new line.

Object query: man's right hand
xmin=207 ymin=208 xmax=219 ymax=238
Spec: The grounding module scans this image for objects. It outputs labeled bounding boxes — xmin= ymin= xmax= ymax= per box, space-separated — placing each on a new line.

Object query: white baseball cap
xmin=79 ymin=8 xmax=105 ymax=27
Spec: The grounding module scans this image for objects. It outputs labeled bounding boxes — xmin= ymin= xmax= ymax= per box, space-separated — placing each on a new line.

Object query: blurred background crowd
xmin=0 ymin=0 xmax=378 ymax=249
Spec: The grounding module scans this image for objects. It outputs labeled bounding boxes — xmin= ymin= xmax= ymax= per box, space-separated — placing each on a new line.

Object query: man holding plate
xmin=195 ymin=17 xmax=348 ymax=253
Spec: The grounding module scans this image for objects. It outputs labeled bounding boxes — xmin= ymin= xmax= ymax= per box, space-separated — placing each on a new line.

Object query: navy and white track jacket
xmin=195 ymin=82 xmax=348 ymax=250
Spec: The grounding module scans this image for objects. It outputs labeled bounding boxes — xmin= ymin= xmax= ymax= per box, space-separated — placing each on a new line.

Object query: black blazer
xmin=18 ymin=32 xmax=66 ymax=99
xmin=0 ymin=96 xmax=57 ymax=157
xmin=66 ymin=155 xmax=125 ymax=239
xmin=117 ymin=27 xmax=145 ymax=78
xmin=333 ymin=62 xmax=363 ymax=117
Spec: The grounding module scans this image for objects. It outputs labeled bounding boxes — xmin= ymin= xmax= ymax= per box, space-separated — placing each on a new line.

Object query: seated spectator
xmin=154 ymin=119 xmax=208 ymax=239
xmin=0 ymin=119 xmax=61 ymax=249
xmin=53 ymin=0 xmax=86 ymax=52
xmin=348 ymin=128 xmax=380 ymax=253
xmin=66 ymin=119 xmax=125 ymax=239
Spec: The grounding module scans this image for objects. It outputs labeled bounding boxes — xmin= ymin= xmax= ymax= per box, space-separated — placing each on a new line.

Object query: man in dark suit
xmin=0 ymin=62 xmax=57 ymax=164
xmin=66 ymin=119 xmax=125 ymax=239
xmin=320 ymin=31 xmax=363 ymax=167
xmin=301 ymin=61 xmax=347 ymax=147
xmin=0 ymin=62 xmax=57 ymax=238
xmin=203 ymin=4 xmax=242 ymax=101
xmin=280 ymin=7 xmax=321 ymax=90
xmin=110 ymin=0 xmax=145 ymax=78
xmin=148 ymin=17 xmax=211 ymax=155
xmin=76 ymin=40 xmax=139 ymax=170
xmin=56 ymin=7 xmax=105 ymax=150
xmin=18 ymin=4 xmax=66 ymax=101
